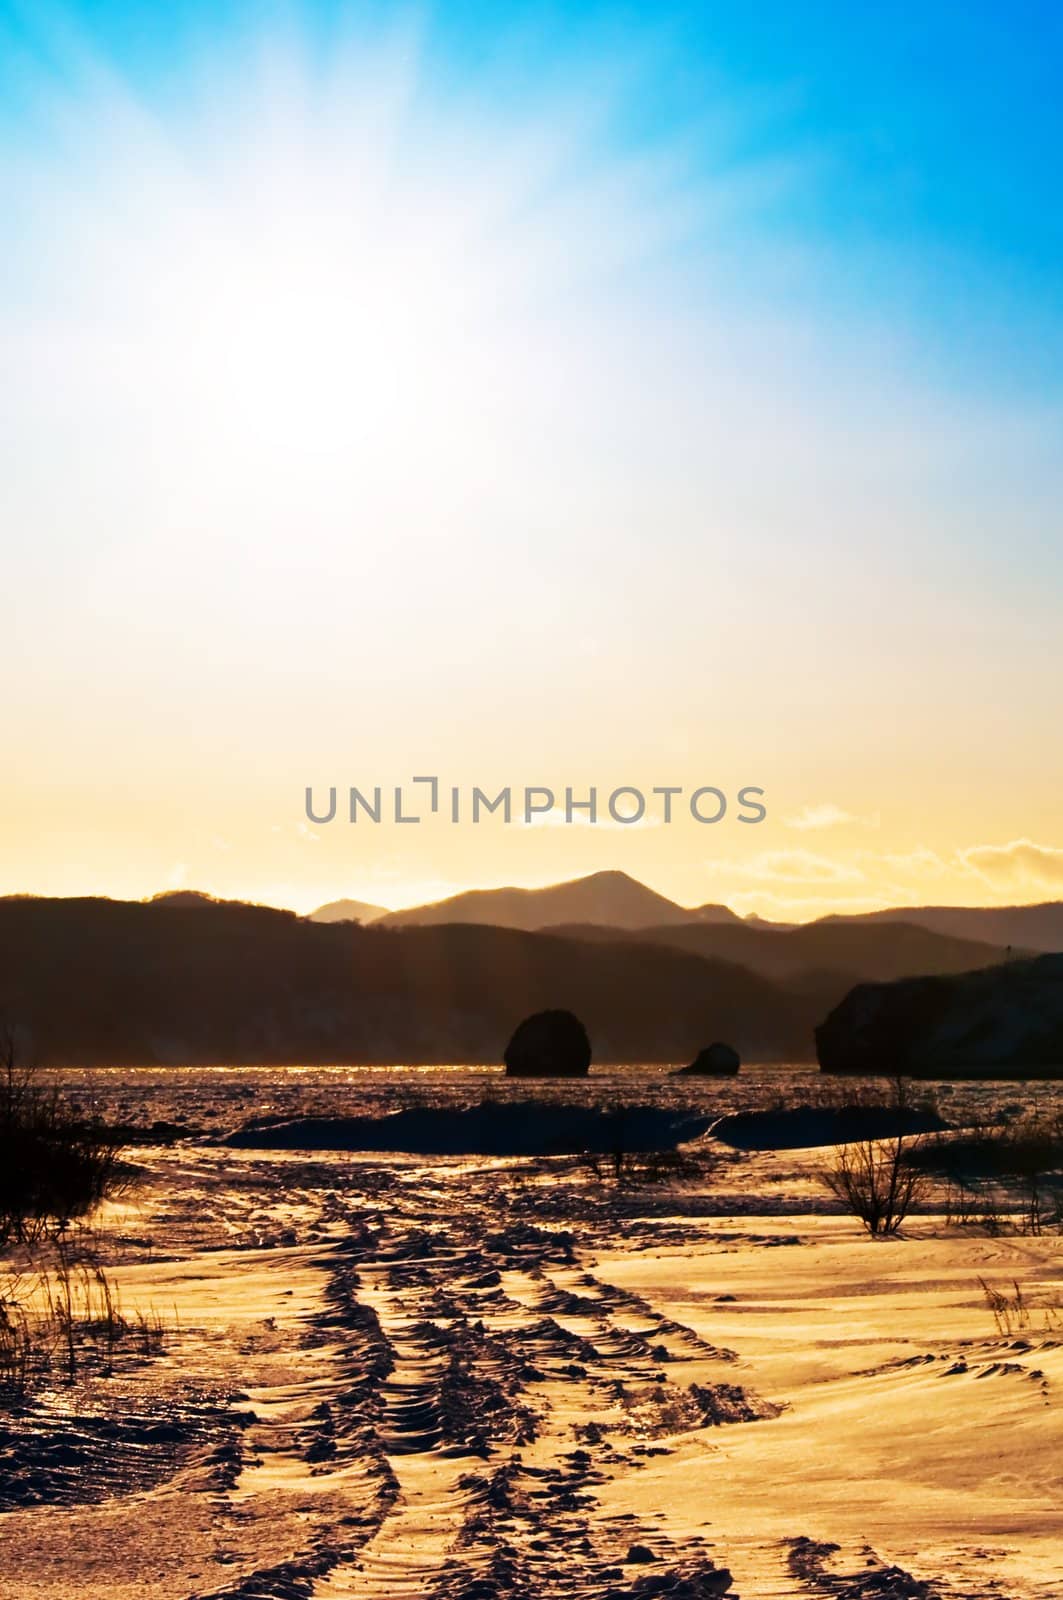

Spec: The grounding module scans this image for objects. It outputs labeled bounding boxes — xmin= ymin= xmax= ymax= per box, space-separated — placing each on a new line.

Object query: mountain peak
xmin=376 ymin=869 xmax=705 ymax=932
xmin=307 ymin=897 xmax=389 ymax=925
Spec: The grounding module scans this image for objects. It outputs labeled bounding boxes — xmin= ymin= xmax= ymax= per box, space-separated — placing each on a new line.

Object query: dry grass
xmin=979 ymin=1276 xmax=1063 ymax=1338
xmin=0 ymin=1024 xmax=127 ymax=1248
xmin=0 ymin=1237 xmax=166 ymax=1401
xmin=0 ymin=1026 xmax=161 ymax=1403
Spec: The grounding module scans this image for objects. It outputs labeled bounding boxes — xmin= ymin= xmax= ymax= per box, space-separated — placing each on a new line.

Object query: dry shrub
xmin=0 ymin=1024 xmax=125 ymax=1247
xmin=822 ymin=1134 xmax=930 ymax=1236
xmin=819 ymin=1076 xmax=932 ymax=1236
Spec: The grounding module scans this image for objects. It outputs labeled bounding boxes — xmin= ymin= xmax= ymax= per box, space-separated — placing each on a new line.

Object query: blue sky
xmin=2 ymin=2 xmax=1061 ymax=442
xmin=5 ymin=2 xmax=1062 ymax=331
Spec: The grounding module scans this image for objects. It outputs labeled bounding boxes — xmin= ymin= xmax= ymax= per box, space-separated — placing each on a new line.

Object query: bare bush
xmin=822 ymin=1133 xmax=930 ymax=1236
xmin=819 ymin=1077 xmax=933 ymax=1237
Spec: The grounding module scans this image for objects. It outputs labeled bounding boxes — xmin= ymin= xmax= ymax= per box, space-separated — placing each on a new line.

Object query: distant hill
xmin=818 ymin=902 xmax=1063 ymax=953
xmin=149 ymin=890 xmax=226 ymax=907
xmin=359 ymin=872 xmax=1063 ymax=953
xmin=307 ymin=898 xmax=389 ymax=925
xmin=0 ymin=885 xmax=1038 ymax=1068
xmin=374 ymin=870 xmax=730 ymax=932
xmin=0 ymin=893 xmax=820 ymax=1066
xmin=691 ymin=902 xmax=746 ymax=925
xmin=550 ymin=916 xmax=1015 ymax=986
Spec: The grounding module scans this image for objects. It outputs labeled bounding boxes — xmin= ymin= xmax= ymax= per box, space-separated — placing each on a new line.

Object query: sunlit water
xmin=51 ymin=1062 xmax=1063 ymax=1134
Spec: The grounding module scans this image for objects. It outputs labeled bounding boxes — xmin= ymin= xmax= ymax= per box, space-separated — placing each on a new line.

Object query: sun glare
xmin=7 ymin=17 xmax=699 ymax=522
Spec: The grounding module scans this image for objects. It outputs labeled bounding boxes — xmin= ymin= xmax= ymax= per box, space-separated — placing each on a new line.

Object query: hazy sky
xmin=2 ymin=1 xmax=1062 ymax=917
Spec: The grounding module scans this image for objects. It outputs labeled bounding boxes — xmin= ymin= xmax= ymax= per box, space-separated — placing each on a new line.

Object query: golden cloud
xmin=958 ymin=838 xmax=1063 ymax=888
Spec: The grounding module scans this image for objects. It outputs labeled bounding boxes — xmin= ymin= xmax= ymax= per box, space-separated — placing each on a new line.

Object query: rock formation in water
xmin=709 ymin=1104 xmax=948 ymax=1150
xmin=224 ymin=1101 xmax=709 ymax=1155
xmin=676 ymin=1041 xmax=740 ymax=1075
xmin=503 ymin=1009 xmax=592 ymax=1077
xmin=816 ymin=953 xmax=1063 ymax=1077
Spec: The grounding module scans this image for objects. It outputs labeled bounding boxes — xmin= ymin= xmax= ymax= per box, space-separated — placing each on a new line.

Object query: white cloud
xmin=708 ymin=850 xmax=864 ymax=885
xmin=879 ymin=846 xmax=949 ymax=877
xmin=714 ymin=837 xmax=1063 ymax=922
xmin=784 ymin=803 xmax=880 ymax=831
xmin=725 ymin=889 xmax=889 ymax=918
xmin=524 ymin=808 xmax=662 ymax=830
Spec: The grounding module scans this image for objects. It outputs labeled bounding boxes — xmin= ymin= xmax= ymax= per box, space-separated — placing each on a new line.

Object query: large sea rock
xmin=675 ymin=1041 xmax=740 ymax=1076
xmin=816 ymin=953 xmax=1063 ymax=1078
xmin=503 ymin=1009 xmax=592 ymax=1077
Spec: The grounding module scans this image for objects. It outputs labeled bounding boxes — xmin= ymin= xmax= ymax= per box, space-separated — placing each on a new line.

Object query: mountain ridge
xmin=818 ymin=901 xmax=1063 ymax=953
xmin=0 ymin=889 xmax=1034 ymax=1068
xmin=0 ymin=893 xmax=813 ymax=1065
xmin=545 ymin=916 xmax=1018 ymax=985
xmin=305 ymin=872 xmax=1063 ymax=950
xmin=372 ymin=869 xmax=741 ymax=932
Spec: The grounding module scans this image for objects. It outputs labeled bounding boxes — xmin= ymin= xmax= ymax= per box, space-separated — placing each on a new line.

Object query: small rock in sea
xmin=503 ymin=1008 xmax=592 ymax=1077
xmin=676 ymin=1041 xmax=740 ymax=1076
xmin=627 ymin=1544 xmax=659 ymax=1564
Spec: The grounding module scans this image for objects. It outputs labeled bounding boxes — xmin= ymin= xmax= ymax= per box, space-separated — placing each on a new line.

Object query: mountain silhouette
xmin=819 ymin=901 xmax=1063 ymax=953
xmin=374 ymin=870 xmax=740 ymax=932
xmin=307 ymin=898 xmax=389 ymax=925
xmin=305 ymin=873 xmax=1062 ymax=956
xmin=0 ymin=892 xmax=812 ymax=1065
xmin=548 ymin=916 xmax=1016 ymax=985
xmin=0 ymin=883 xmax=1041 ymax=1067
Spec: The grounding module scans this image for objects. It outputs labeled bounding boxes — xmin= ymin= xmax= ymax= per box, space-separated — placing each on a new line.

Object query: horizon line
xmin=3 ymin=868 xmax=1062 ymax=926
